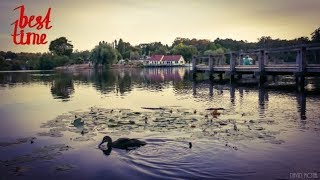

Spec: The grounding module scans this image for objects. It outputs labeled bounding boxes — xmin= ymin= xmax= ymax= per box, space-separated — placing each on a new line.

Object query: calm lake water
xmin=0 ymin=68 xmax=320 ymax=180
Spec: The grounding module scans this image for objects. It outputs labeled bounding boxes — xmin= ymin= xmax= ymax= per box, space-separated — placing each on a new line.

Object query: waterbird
xmin=189 ymin=142 xmax=192 ymax=148
xmin=99 ymin=136 xmax=146 ymax=150
xmin=211 ymin=109 xmax=221 ymax=116
xmin=144 ymin=117 xmax=148 ymax=124
xmin=211 ymin=109 xmax=221 ymax=117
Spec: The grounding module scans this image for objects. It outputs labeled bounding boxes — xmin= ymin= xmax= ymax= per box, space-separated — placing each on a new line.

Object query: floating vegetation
xmin=0 ymin=106 xmax=289 ymax=179
xmin=37 ymin=107 xmax=284 ymax=144
xmin=0 ymin=137 xmax=36 ymax=147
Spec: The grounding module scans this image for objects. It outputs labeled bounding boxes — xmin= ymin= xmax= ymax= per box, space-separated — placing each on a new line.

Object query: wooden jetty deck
xmin=192 ymin=44 xmax=320 ymax=84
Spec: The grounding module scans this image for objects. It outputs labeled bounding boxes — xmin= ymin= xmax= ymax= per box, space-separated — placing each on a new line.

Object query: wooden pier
xmin=192 ymin=44 xmax=320 ymax=85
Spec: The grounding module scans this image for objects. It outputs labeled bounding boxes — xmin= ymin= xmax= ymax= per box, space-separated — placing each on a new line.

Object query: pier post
xmin=258 ymin=49 xmax=266 ymax=85
xmin=295 ymin=47 xmax=307 ymax=90
xmin=229 ymin=53 xmax=236 ymax=82
xmin=192 ymin=56 xmax=197 ymax=71
xmin=297 ymin=46 xmax=307 ymax=73
xmin=264 ymin=52 xmax=269 ymax=65
xmin=258 ymin=49 xmax=265 ymax=73
xmin=239 ymin=53 xmax=244 ymax=65
xmin=209 ymin=55 xmax=214 ymax=72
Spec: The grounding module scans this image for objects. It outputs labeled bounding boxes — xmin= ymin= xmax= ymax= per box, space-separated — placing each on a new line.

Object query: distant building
xmin=145 ymin=55 xmax=185 ymax=66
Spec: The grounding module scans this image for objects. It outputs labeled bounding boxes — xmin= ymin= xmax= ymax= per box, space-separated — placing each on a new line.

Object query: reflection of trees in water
xmin=51 ymin=73 xmax=74 ymax=100
xmin=0 ymin=72 xmax=53 ymax=86
xmin=117 ymin=71 xmax=132 ymax=95
xmin=90 ymin=70 xmax=116 ymax=94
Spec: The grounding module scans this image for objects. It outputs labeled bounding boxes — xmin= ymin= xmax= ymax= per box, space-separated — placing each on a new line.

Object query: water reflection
xmin=51 ymin=74 xmax=74 ymax=100
xmin=101 ymin=147 xmax=112 ymax=156
xmin=0 ymin=69 xmax=320 ymax=180
xmin=190 ymin=79 xmax=311 ymax=121
xmin=0 ymin=68 xmax=317 ymax=120
xmin=297 ymin=90 xmax=307 ymax=121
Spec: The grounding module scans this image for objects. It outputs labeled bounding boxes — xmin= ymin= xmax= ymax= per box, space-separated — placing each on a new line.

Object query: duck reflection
xmin=100 ymin=146 xmax=113 ymax=156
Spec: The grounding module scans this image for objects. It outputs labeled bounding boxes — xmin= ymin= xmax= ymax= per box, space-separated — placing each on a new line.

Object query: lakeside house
xmin=145 ymin=55 xmax=185 ymax=66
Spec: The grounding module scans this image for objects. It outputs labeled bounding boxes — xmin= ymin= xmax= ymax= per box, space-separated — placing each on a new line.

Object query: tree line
xmin=0 ymin=27 xmax=319 ymax=71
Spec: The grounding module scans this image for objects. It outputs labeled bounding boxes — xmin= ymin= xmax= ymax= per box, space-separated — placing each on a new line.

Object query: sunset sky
xmin=0 ymin=0 xmax=319 ymax=52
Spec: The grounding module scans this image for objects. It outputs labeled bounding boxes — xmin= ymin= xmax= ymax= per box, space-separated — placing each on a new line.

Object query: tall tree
xmin=311 ymin=27 xmax=320 ymax=42
xmin=49 ymin=37 xmax=73 ymax=56
xmin=116 ymin=39 xmax=126 ymax=56
xmin=91 ymin=41 xmax=117 ymax=68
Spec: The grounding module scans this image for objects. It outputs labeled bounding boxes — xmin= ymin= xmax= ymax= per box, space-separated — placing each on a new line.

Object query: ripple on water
xmin=118 ymin=139 xmax=256 ymax=179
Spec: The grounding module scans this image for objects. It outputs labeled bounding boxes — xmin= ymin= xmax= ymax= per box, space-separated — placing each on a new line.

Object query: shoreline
xmin=0 ymin=69 xmax=54 ymax=73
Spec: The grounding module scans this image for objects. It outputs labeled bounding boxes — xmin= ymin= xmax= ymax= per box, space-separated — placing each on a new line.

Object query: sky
xmin=0 ymin=0 xmax=319 ymax=53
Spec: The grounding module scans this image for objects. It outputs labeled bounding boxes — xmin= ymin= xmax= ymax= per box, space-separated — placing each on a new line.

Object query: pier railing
xmin=192 ymin=44 xmax=320 ymax=76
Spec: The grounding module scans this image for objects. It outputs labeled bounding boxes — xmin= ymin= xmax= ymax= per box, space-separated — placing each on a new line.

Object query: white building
xmin=145 ymin=55 xmax=185 ymax=66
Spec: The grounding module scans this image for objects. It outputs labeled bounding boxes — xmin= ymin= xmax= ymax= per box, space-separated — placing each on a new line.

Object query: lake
xmin=0 ymin=68 xmax=320 ymax=180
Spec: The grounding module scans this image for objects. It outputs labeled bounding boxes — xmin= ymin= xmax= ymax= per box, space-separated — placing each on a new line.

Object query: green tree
xmin=115 ymin=50 xmax=122 ymax=61
xmin=311 ymin=27 xmax=320 ymax=42
xmin=91 ymin=41 xmax=117 ymax=68
xmin=4 ymin=51 xmax=17 ymax=60
xmin=152 ymin=46 xmax=168 ymax=55
xmin=116 ymin=38 xmax=126 ymax=56
xmin=0 ymin=57 xmax=11 ymax=71
xmin=204 ymin=48 xmax=225 ymax=56
xmin=49 ymin=37 xmax=73 ymax=56
xmin=171 ymin=43 xmax=197 ymax=62
xmin=39 ymin=54 xmax=55 ymax=70
xmin=71 ymin=50 xmax=91 ymax=64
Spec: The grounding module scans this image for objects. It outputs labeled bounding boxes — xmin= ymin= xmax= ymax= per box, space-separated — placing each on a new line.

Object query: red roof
xmin=149 ymin=55 xmax=164 ymax=61
xmin=149 ymin=55 xmax=183 ymax=61
xmin=162 ymin=55 xmax=182 ymax=61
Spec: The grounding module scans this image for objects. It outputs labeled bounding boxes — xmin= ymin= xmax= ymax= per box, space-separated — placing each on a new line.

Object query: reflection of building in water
xmin=144 ymin=68 xmax=186 ymax=81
